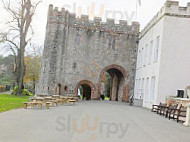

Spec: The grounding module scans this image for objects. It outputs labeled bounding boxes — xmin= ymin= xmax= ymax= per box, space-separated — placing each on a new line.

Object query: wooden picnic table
xmin=44 ymin=97 xmax=53 ymax=100
xmin=52 ymin=95 xmax=61 ymax=99
xmin=30 ymin=97 xmax=45 ymax=102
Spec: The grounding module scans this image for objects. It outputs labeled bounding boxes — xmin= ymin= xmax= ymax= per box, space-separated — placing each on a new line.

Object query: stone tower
xmin=36 ymin=5 xmax=140 ymax=101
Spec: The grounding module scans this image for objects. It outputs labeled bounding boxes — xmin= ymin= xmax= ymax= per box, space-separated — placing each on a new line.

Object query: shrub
xmin=13 ymin=86 xmax=18 ymax=95
xmin=22 ymin=89 xmax=33 ymax=96
xmin=13 ymin=86 xmax=33 ymax=96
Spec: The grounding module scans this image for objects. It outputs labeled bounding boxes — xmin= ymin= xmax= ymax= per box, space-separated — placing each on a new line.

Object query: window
xmin=135 ymin=79 xmax=138 ymax=97
xmin=137 ymin=51 xmax=139 ymax=68
xmin=144 ymin=44 xmax=148 ymax=66
xmin=137 ymin=50 xmax=141 ymax=68
xmin=72 ymin=62 xmax=77 ymax=69
xmin=150 ymin=77 xmax=156 ymax=101
xmin=154 ymin=36 xmax=160 ymax=62
xmin=141 ymin=78 xmax=145 ymax=99
xmin=76 ymin=34 xmax=81 ymax=45
xmin=135 ymin=79 xmax=138 ymax=88
xmin=141 ymin=48 xmax=144 ymax=67
xmin=140 ymin=50 xmax=143 ymax=68
xmin=139 ymin=78 xmax=141 ymax=90
xmin=112 ymin=36 xmax=116 ymax=50
xmin=108 ymin=34 xmax=117 ymax=50
xmin=108 ymin=34 xmax=112 ymax=49
xmin=137 ymin=79 xmax=141 ymax=99
xmin=138 ymin=79 xmax=141 ymax=99
xmin=145 ymin=78 xmax=149 ymax=102
xmin=148 ymin=41 xmax=153 ymax=64
xmin=64 ymin=86 xmax=68 ymax=91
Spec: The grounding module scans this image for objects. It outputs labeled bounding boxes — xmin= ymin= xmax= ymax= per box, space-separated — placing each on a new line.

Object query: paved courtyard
xmin=0 ymin=101 xmax=190 ymax=142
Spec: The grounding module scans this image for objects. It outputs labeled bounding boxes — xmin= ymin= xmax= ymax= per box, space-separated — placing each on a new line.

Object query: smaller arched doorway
xmin=55 ymin=84 xmax=62 ymax=95
xmin=80 ymin=84 xmax=91 ymax=100
xmin=75 ymin=80 xmax=95 ymax=100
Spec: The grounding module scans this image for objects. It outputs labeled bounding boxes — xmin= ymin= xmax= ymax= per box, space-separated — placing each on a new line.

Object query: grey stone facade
xmin=36 ymin=5 xmax=140 ymax=101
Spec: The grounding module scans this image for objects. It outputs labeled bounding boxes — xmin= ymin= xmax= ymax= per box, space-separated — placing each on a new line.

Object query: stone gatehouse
xmin=36 ymin=5 xmax=139 ymax=101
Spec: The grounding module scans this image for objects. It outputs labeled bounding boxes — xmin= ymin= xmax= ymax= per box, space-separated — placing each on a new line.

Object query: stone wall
xmin=36 ymin=5 xmax=139 ymax=101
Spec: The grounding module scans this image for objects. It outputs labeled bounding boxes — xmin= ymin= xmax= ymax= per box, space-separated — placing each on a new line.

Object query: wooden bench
xmin=157 ymin=103 xmax=167 ymax=115
xmin=46 ymin=102 xmax=51 ymax=109
xmin=152 ymin=103 xmax=160 ymax=112
xmin=58 ymin=99 xmax=67 ymax=106
xmin=152 ymin=102 xmax=167 ymax=114
xmin=166 ymin=104 xmax=178 ymax=119
xmin=67 ymin=99 xmax=76 ymax=105
xmin=177 ymin=105 xmax=187 ymax=123
xmin=31 ymin=102 xmax=43 ymax=109
xmin=159 ymin=104 xmax=171 ymax=116
xmin=23 ymin=102 xmax=33 ymax=109
xmin=24 ymin=102 xmax=52 ymax=109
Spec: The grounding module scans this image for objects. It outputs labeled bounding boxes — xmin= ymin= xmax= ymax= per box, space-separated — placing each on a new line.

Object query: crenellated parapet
xmin=47 ymin=5 xmax=140 ymax=36
xmin=140 ymin=1 xmax=190 ymax=38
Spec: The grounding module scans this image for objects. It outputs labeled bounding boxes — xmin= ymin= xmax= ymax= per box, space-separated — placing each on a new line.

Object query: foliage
xmin=13 ymin=86 xmax=32 ymax=96
xmin=0 ymin=94 xmax=30 ymax=113
xmin=0 ymin=56 xmax=4 ymax=65
xmin=24 ymin=54 xmax=41 ymax=94
xmin=13 ymin=86 xmax=19 ymax=95
xmin=24 ymin=55 xmax=41 ymax=83
xmin=0 ymin=55 xmax=15 ymax=86
xmin=0 ymin=55 xmax=15 ymax=66
xmin=0 ymin=73 xmax=11 ymax=85
xmin=22 ymin=89 xmax=33 ymax=96
xmin=102 ymin=73 xmax=112 ymax=98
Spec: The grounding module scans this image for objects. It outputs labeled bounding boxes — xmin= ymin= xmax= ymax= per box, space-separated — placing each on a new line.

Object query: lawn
xmin=0 ymin=94 xmax=30 ymax=113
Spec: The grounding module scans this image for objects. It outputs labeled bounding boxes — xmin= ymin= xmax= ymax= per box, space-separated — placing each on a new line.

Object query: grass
xmin=0 ymin=94 xmax=30 ymax=113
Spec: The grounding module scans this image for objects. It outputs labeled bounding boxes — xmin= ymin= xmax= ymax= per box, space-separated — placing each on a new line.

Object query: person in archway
xmin=100 ymin=82 xmax=105 ymax=100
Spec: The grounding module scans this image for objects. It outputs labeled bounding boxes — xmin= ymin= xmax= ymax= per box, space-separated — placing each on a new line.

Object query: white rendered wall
xmin=135 ymin=17 xmax=165 ymax=109
xmin=134 ymin=1 xmax=190 ymax=109
xmin=158 ymin=16 xmax=190 ymax=103
xmin=135 ymin=15 xmax=190 ymax=109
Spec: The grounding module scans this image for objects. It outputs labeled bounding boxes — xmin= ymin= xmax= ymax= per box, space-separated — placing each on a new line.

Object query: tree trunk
xmin=17 ymin=41 xmax=26 ymax=95
xmin=33 ymin=77 xmax=35 ymax=94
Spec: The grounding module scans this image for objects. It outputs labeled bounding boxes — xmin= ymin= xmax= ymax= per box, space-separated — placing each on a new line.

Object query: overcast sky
xmin=0 ymin=0 xmax=190 ymax=56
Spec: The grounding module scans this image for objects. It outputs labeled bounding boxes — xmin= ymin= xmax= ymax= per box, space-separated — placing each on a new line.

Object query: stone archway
xmin=55 ymin=83 xmax=62 ymax=95
xmin=99 ymin=64 xmax=128 ymax=101
xmin=75 ymin=80 xmax=96 ymax=100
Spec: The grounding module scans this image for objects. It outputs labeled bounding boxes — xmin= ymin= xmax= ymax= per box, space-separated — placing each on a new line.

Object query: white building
xmin=134 ymin=1 xmax=190 ymax=108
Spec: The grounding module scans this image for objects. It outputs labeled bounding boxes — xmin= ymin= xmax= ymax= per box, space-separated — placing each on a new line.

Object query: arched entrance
xmin=55 ymin=84 xmax=62 ymax=95
xmin=75 ymin=80 xmax=95 ymax=100
xmin=100 ymin=64 xmax=127 ymax=101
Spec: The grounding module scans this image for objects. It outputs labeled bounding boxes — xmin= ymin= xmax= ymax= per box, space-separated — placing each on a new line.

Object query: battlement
xmin=47 ymin=5 xmax=140 ymax=35
xmin=140 ymin=1 xmax=190 ymax=38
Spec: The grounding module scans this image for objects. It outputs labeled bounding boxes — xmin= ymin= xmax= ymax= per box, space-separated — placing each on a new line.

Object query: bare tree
xmin=0 ymin=0 xmax=41 ymax=95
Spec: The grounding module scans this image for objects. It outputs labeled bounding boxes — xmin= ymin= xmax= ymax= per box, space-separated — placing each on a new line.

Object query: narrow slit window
xmin=108 ymin=34 xmax=112 ymax=49
xmin=112 ymin=37 xmax=116 ymax=50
